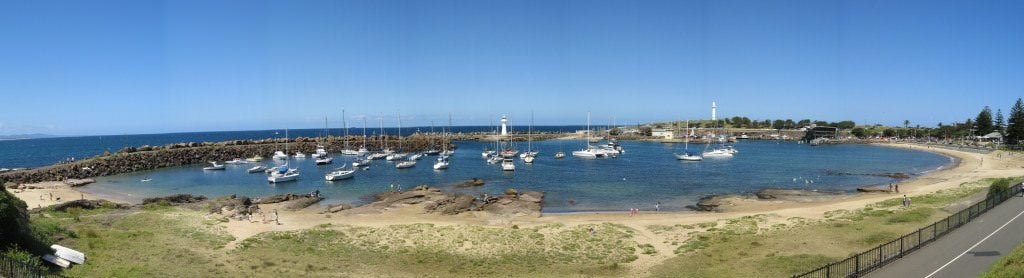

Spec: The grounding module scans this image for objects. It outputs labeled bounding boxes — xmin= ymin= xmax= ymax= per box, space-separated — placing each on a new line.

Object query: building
xmin=651 ymin=129 xmax=675 ymax=140
xmin=806 ymin=126 xmax=839 ymax=140
xmin=977 ymin=132 xmax=1003 ymax=142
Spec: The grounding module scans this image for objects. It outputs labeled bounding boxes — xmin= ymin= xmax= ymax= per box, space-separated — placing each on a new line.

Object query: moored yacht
xmin=325 ymin=166 xmax=355 ymax=181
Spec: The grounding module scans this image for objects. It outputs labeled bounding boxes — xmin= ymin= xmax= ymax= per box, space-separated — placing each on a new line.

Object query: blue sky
xmin=1 ymin=0 xmax=1022 ymax=136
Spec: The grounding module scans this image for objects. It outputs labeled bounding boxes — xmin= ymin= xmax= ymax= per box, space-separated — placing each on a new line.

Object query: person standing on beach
xmin=902 ymin=195 xmax=908 ymax=207
xmin=274 ymin=209 xmax=280 ymax=225
xmin=895 ymin=184 xmax=900 ymax=193
xmin=655 ymin=202 xmax=661 ymax=212
xmin=389 ymin=183 xmax=394 ymax=192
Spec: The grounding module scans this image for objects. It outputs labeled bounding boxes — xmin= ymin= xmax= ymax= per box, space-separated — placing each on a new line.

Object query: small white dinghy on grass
xmin=43 ymin=254 xmax=71 ymax=268
xmin=50 ymin=244 xmax=85 ymax=266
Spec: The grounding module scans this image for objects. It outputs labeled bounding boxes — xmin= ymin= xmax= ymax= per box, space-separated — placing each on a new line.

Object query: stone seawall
xmin=0 ymin=136 xmax=454 ymax=184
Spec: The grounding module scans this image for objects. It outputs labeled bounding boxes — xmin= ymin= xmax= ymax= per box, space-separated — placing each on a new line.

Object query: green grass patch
xmin=886 ymin=207 xmax=934 ymax=224
xmin=981 ymin=242 xmax=1024 ymax=278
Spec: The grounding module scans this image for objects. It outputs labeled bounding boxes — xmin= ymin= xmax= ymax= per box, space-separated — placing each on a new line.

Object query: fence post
xmin=900 ymin=236 xmax=904 ymax=257
xmin=855 ymin=254 xmax=860 ymax=277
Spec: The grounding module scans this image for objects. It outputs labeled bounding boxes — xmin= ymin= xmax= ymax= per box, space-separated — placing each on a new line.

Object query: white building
xmin=651 ymin=129 xmax=675 ymax=140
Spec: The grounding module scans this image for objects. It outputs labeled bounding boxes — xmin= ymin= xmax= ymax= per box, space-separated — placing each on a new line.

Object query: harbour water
xmin=75 ymin=140 xmax=953 ymax=213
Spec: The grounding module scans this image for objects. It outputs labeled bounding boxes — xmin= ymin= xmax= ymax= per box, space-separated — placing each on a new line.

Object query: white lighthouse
xmin=500 ymin=115 xmax=508 ymax=136
xmin=711 ymin=101 xmax=717 ymax=121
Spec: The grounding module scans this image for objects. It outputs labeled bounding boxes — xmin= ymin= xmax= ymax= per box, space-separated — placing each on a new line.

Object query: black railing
xmin=0 ymin=252 xmax=68 ymax=278
xmin=794 ymin=184 xmax=1023 ymax=278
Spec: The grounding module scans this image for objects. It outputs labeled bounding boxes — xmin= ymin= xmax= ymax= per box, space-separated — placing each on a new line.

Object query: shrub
xmin=987 ymin=178 xmax=1013 ymax=198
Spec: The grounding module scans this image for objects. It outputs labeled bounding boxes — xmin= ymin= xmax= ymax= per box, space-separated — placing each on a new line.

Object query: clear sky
xmin=1 ymin=0 xmax=1022 ymax=136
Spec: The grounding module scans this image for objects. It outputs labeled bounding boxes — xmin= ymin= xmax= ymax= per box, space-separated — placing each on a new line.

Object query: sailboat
xmin=386 ymin=113 xmax=408 ymax=161
xmin=341 ymin=110 xmax=360 ymax=155
xmin=268 ymin=164 xmax=299 ymax=183
xmin=702 ymin=102 xmax=733 ymax=158
xmin=675 ymin=120 xmax=703 ymax=161
xmin=482 ymin=116 xmax=497 ymax=158
xmin=521 ymin=111 xmax=537 ymax=163
xmin=325 ymin=165 xmax=355 ymax=181
xmin=440 ymin=113 xmax=455 ymax=156
xmin=572 ymin=112 xmax=602 ymax=158
xmin=272 ymin=129 xmax=291 ymax=160
xmin=357 ymin=117 xmax=370 ymax=156
xmin=314 ymin=116 xmax=333 ymax=164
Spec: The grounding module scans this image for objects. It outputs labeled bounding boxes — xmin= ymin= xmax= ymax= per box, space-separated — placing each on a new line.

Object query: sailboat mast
xmin=397 ymin=113 xmax=402 ymax=152
xmin=380 ymin=115 xmax=386 ymax=150
xmin=342 ymin=109 xmax=349 ymax=149
xmin=362 ymin=117 xmax=367 ymax=148
xmin=528 ymin=110 xmax=533 ymax=152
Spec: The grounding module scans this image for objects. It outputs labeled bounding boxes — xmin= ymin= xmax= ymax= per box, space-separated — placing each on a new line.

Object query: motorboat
xmin=247 ymin=165 xmax=267 ymax=173
xmin=313 ymin=145 xmax=329 ymax=158
xmin=294 ymin=152 xmax=307 ymax=159
xmin=487 ymin=156 xmax=502 ymax=164
xmin=352 ymin=157 xmax=371 ymax=167
xmin=140 ymin=178 xmax=152 ymax=182
xmin=675 ymin=152 xmax=703 ymax=161
xmin=268 ymin=168 xmax=299 ymax=183
xmin=554 ymin=151 xmax=566 ymax=159
xmin=501 ymin=158 xmax=515 ymax=171
xmin=325 ymin=167 xmax=355 ymax=181
xmin=315 ymin=156 xmax=333 ymax=165
xmin=202 ymin=162 xmax=226 ymax=171
xmin=386 ymin=153 xmax=407 ymax=161
xmin=272 ymin=151 xmax=289 ymax=160
xmin=572 ymin=149 xmax=599 ymax=158
xmin=395 ymin=161 xmax=416 ymax=169
xmin=702 ymin=148 xmax=734 ymax=158
xmin=518 ymin=151 xmax=538 ymax=159
xmin=500 ymin=148 xmax=518 ymax=158
xmin=246 ymin=155 xmax=263 ymax=162
xmin=433 ymin=156 xmax=449 ymax=170
xmin=724 ymin=145 xmax=738 ymax=154
xmin=225 ymin=158 xmax=247 ymax=165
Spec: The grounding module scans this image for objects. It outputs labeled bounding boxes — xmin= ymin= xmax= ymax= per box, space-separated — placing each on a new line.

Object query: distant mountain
xmin=0 ymin=133 xmax=58 ymax=140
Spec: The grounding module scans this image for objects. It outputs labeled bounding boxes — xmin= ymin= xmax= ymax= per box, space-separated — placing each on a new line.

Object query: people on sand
xmin=895 ymin=184 xmax=900 ymax=193
xmin=902 ymin=195 xmax=909 ymax=207
xmin=655 ymin=202 xmax=661 ymax=212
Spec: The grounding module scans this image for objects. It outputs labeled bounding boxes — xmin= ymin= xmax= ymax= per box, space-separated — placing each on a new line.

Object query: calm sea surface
xmin=67 ymin=139 xmax=951 ymax=213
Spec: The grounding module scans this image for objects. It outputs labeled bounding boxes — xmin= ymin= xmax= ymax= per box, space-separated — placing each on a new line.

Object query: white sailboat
xmin=675 ymin=120 xmax=703 ymax=161
xmin=357 ymin=117 xmax=370 ymax=156
xmin=312 ymin=116 xmax=329 ymax=159
xmin=325 ymin=166 xmax=355 ymax=181
xmin=341 ymin=110 xmax=360 ymax=156
xmin=520 ymin=110 xmax=538 ymax=161
xmin=387 ymin=113 xmax=407 ymax=161
xmin=573 ymin=112 xmax=602 ymax=158
xmin=440 ymin=113 xmax=455 ymax=156
xmin=247 ymin=165 xmax=267 ymax=173
xmin=433 ymin=155 xmax=449 ymax=170
xmin=272 ymin=129 xmax=290 ymax=160
xmin=702 ymin=102 xmax=734 ymax=159
xmin=268 ymin=166 xmax=299 ymax=183
xmin=396 ymin=160 xmax=416 ymax=169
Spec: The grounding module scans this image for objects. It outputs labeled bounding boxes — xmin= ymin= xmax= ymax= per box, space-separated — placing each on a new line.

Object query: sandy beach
xmin=11 ymin=142 xmax=1022 ymax=275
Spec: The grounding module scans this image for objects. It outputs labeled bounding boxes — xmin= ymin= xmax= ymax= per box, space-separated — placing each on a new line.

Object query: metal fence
xmin=794 ymin=184 xmax=1023 ymax=278
xmin=0 ymin=252 xmax=68 ymax=278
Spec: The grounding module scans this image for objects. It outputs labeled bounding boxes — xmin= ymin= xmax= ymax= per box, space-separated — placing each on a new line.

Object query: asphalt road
xmin=868 ymin=194 xmax=1024 ymax=278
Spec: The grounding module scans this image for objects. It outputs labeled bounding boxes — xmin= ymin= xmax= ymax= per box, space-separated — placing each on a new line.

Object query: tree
xmin=797 ymin=119 xmax=811 ymax=127
xmin=772 ymin=120 xmax=785 ymax=129
xmin=813 ymin=120 xmax=829 ymax=127
xmin=975 ymin=106 xmax=994 ymax=135
xmin=1007 ymin=98 xmax=1024 ymax=145
xmin=835 ymin=121 xmax=856 ymax=130
xmin=883 ymin=128 xmax=897 ymax=137
xmin=903 ymin=120 xmax=910 ymax=129
xmin=995 ymin=108 xmax=1006 ymax=135
xmin=851 ymin=127 xmax=867 ymax=138
xmin=638 ymin=126 xmax=653 ymax=137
